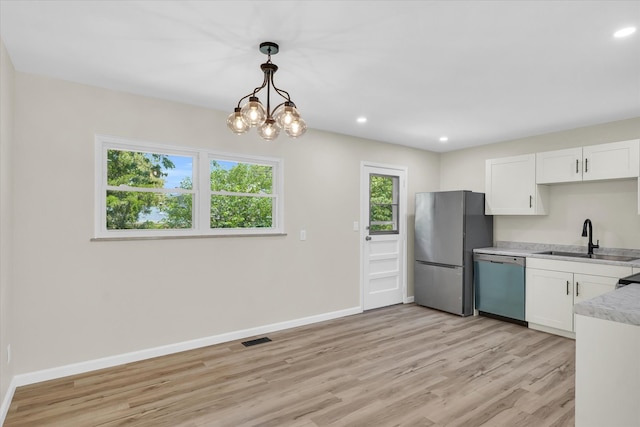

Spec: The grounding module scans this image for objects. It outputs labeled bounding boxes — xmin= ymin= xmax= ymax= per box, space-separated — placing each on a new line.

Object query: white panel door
xmin=573 ymin=273 xmax=618 ymax=305
xmin=361 ymin=164 xmax=407 ymax=310
xmin=485 ymin=154 xmax=546 ymax=215
xmin=526 ymin=268 xmax=574 ymax=332
xmin=573 ymin=273 xmax=618 ymax=331
xmin=583 ymin=139 xmax=640 ymax=181
xmin=536 ymin=147 xmax=583 ymax=184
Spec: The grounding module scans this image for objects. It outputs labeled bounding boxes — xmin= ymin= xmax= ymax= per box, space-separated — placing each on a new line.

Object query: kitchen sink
xmin=535 ymin=251 xmax=639 ymax=262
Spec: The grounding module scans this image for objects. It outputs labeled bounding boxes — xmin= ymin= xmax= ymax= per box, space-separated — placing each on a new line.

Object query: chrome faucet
xmin=582 ymin=219 xmax=599 ymax=256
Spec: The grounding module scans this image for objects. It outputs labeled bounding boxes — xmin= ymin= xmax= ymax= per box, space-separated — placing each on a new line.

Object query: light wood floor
xmin=5 ymin=304 xmax=575 ymax=426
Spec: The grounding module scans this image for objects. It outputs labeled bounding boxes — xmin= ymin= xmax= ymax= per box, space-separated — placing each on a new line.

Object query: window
xmin=105 ymin=148 xmax=195 ymax=230
xmin=369 ymin=174 xmax=399 ymax=234
xmin=95 ymin=135 xmax=283 ymax=238
xmin=209 ymin=159 xmax=275 ymax=229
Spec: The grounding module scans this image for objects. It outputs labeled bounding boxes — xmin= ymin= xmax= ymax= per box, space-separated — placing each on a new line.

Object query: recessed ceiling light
xmin=614 ymin=27 xmax=636 ymax=38
xmin=357 ymin=117 xmax=367 ymax=123
xmin=439 ymin=136 xmax=449 ymax=142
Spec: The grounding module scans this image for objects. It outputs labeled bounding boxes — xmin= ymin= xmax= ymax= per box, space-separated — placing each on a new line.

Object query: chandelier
xmin=227 ymin=42 xmax=306 ymax=141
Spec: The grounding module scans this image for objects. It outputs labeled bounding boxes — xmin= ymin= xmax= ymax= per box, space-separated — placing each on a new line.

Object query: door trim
xmin=360 ymin=161 xmax=409 ymax=310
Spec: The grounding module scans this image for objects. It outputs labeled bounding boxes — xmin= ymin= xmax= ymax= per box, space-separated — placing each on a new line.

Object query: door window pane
xmin=369 ymin=174 xmax=399 ymax=234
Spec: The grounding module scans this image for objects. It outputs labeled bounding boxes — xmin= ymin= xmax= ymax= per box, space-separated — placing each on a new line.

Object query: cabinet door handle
xmin=566 ymin=280 xmax=569 ymax=295
xmin=585 ymin=158 xmax=588 ymax=173
xmin=576 ymin=282 xmax=579 ymax=296
xmin=529 ymin=195 xmax=533 ymax=208
xmin=576 ymin=159 xmax=579 ymax=174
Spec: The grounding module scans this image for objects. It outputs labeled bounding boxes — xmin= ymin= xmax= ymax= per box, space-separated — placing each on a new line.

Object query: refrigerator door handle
xmin=415 ymin=261 xmax=461 ymax=269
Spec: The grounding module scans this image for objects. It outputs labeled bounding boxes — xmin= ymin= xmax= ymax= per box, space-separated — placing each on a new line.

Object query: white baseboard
xmin=0 ymin=305 xmax=362 ymax=425
xmin=0 ymin=376 xmax=17 ymax=425
xmin=404 ymin=296 xmax=414 ymax=303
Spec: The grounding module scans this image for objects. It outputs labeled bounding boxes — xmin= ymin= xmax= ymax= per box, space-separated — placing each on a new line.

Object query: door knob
xmin=365 ymin=236 xmax=372 ymax=241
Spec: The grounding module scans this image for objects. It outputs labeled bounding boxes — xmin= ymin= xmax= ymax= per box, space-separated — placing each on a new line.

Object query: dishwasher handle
xmin=473 ymin=253 xmax=526 ymax=267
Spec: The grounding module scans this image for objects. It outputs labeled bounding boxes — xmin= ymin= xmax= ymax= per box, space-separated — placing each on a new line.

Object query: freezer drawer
xmin=415 ymin=261 xmax=469 ymax=316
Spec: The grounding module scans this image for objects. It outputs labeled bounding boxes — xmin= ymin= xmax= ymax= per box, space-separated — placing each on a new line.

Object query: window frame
xmin=368 ymin=173 xmax=400 ymax=235
xmin=94 ymin=134 xmax=284 ymax=239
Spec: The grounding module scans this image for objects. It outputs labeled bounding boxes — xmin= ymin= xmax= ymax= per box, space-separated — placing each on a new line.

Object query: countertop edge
xmin=573 ymin=284 xmax=640 ymax=327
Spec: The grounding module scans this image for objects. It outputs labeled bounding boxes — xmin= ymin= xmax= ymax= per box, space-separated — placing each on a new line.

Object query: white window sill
xmin=90 ymin=233 xmax=287 ymax=242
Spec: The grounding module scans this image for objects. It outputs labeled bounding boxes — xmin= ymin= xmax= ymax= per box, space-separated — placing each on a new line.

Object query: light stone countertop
xmin=473 ymin=241 xmax=640 ymax=268
xmin=574 ymin=284 xmax=640 ymax=327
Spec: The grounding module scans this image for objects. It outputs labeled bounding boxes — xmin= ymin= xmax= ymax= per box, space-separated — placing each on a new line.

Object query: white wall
xmin=0 ymin=38 xmax=15 ymax=407
xmin=4 ymin=47 xmax=639 ymax=390
xmin=440 ymin=118 xmax=640 ymax=249
xmin=10 ymin=72 xmax=440 ymax=375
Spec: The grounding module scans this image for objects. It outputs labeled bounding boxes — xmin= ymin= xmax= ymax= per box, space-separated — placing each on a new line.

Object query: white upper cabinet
xmin=583 ymin=139 xmax=639 ymax=181
xmin=485 ymin=154 xmax=549 ymax=215
xmin=536 ymin=139 xmax=639 ymax=184
xmin=536 ymin=147 xmax=582 ymax=184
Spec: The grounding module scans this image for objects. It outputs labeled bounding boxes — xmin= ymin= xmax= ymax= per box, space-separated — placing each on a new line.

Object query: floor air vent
xmin=241 ymin=337 xmax=272 ymax=347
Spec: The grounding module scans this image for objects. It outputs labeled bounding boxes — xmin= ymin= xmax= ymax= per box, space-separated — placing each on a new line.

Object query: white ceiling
xmin=1 ymin=1 xmax=639 ymax=152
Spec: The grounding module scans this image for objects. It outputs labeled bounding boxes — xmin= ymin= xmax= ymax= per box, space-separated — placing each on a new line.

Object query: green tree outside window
xmin=369 ymin=174 xmax=399 ymax=233
xmin=105 ymin=150 xmax=275 ymax=230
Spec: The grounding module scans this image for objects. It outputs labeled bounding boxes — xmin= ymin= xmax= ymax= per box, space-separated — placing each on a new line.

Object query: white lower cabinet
xmin=526 ymin=268 xmax=574 ymax=332
xmin=573 ymin=273 xmax=618 ymax=304
xmin=526 ymin=258 xmax=633 ymax=337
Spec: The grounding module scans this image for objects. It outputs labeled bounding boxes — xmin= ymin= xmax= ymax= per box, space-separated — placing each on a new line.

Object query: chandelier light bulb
xmin=286 ymin=118 xmax=307 ymax=138
xmin=274 ymin=102 xmax=300 ymax=129
xmin=258 ymin=118 xmax=280 ymax=141
xmin=240 ymin=96 xmax=267 ymax=127
xmin=226 ymin=108 xmax=249 ymax=134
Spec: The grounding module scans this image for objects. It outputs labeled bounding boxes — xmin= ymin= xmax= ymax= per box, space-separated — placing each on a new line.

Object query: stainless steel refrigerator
xmin=414 ymin=191 xmax=493 ymax=316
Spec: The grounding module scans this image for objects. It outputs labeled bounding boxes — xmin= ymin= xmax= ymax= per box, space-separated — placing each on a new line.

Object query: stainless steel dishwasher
xmin=473 ymin=253 xmax=526 ymax=325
